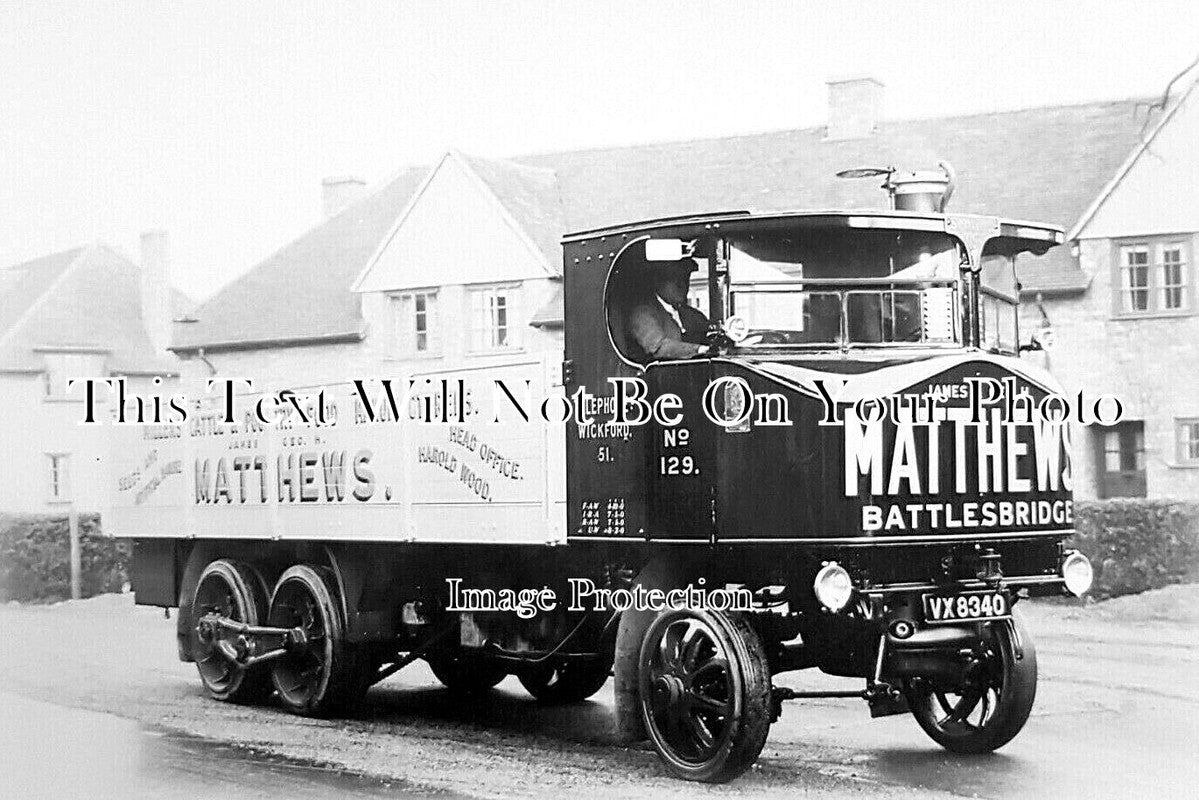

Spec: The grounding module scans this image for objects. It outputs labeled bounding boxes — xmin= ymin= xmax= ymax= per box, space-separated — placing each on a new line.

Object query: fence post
xmin=69 ymin=507 xmax=81 ymax=600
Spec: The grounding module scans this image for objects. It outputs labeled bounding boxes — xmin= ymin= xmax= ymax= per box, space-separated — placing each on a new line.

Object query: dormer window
xmin=391 ymin=290 xmax=439 ymax=356
xmin=469 ymin=285 xmax=519 ymax=351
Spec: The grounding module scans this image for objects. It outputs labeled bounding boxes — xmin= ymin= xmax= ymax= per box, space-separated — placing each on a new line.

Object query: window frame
xmin=1112 ymin=235 xmax=1193 ymax=319
xmin=977 ymin=254 xmax=1020 ymax=355
xmin=1094 ymin=420 xmax=1147 ymax=499
xmin=389 ymin=288 xmax=440 ymax=358
xmin=467 ymin=283 xmax=520 ymax=353
xmin=1175 ymin=418 xmax=1199 ymax=466
xmin=46 ymin=452 xmax=71 ymax=504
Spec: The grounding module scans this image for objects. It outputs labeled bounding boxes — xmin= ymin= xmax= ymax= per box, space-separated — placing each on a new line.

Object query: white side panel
xmin=105 ymin=355 xmax=565 ymax=545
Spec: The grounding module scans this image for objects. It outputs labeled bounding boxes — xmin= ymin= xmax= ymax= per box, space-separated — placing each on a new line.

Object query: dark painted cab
xmin=561 ymin=171 xmax=1096 ymax=778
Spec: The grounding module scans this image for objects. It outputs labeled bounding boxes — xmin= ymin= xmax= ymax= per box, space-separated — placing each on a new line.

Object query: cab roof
xmin=563 ymin=209 xmax=1064 ymax=255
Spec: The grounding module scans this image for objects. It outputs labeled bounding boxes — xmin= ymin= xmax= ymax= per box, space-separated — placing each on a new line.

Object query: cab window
xmin=725 ymin=228 xmax=961 ymax=347
xmin=979 ymin=254 xmax=1019 ymax=353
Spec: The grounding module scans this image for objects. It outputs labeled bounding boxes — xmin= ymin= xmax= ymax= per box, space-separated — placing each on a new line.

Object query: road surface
xmin=0 ymin=693 xmax=441 ymax=800
xmin=0 ymin=592 xmax=1195 ymax=799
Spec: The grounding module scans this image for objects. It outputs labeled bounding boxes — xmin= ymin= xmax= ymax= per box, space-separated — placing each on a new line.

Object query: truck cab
xmin=564 ymin=205 xmax=1069 ymax=547
xmin=556 ymin=174 xmax=1091 ymax=779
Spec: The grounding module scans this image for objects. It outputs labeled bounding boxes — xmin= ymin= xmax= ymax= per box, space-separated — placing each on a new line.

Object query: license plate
xmin=922 ymin=591 xmax=1010 ymax=624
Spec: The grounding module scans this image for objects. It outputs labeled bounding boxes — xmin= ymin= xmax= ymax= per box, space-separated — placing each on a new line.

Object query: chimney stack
xmin=322 ymin=176 xmax=367 ymax=219
xmin=139 ymin=229 xmax=172 ymax=356
xmin=825 ymin=76 xmax=884 ymax=141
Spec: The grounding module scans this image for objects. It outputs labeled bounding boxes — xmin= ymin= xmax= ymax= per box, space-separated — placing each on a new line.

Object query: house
xmin=1021 ymin=78 xmax=1199 ymax=500
xmin=0 ymin=232 xmax=186 ymax=512
xmin=170 ymin=76 xmax=1190 ymax=501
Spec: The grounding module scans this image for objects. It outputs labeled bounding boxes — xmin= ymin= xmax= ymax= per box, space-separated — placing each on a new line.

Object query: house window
xmin=1160 ymin=244 xmax=1186 ymax=310
xmin=1176 ymin=419 xmax=1199 ymax=465
xmin=47 ymin=453 xmax=71 ymax=503
xmin=1116 ymin=238 xmax=1191 ymax=315
xmin=469 ymin=286 xmax=518 ymax=351
xmin=391 ymin=291 xmax=439 ymax=356
xmin=1095 ymin=421 xmax=1146 ymax=498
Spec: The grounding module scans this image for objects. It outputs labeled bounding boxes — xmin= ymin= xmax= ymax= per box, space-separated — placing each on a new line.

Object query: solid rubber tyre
xmin=267 ymin=565 xmax=363 ymax=717
xmin=638 ymin=608 xmax=772 ymax=782
xmin=904 ymin=611 xmax=1037 ymax=754
xmin=189 ymin=559 xmax=273 ymax=704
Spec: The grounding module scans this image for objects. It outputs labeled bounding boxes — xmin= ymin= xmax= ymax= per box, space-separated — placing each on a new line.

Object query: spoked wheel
xmin=638 ymin=609 xmax=771 ymax=783
xmin=518 ymin=657 xmax=612 ymax=704
xmin=905 ymin=613 xmax=1037 ymax=754
xmin=427 ymin=652 xmax=507 ymax=693
xmin=267 ymin=565 xmax=364 ymax=717
xmin=190 ymin=559 xmax=272 ymax=703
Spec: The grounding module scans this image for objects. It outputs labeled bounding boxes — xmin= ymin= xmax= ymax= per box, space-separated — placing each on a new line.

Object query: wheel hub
xmin=653 ymin=673 xmax=686 ymax=706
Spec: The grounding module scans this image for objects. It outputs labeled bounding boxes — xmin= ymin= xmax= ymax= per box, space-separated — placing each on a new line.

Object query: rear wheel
xmin=518 ymin=658 xmax=612 ymax=704
xmin=905 ymin=613 xmax=1037 ymax=754
xmin=267 ymin=565 xmax=365 ymax=717
xmin=638 ymin=609 xmax=772 ymax=783
xmin=190 ymin=559 xmax=272 ymax=704
xmin=427 ymin=652 xmax=506 ymax=693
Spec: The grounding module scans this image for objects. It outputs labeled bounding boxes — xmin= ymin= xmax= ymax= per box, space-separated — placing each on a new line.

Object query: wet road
xmin=0 ymin=595 xmax=1196 ymax=799
xmin=0 ymin=693 xmax=445 ymax=800
xmin=771 ymin=627 xmax=1199 ymax=799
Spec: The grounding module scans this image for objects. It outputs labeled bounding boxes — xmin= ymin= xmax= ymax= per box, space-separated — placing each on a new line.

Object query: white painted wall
xmin=354 ymin=151 xmax=564 ymax=379
xmin=1079 ymin=87 xmax=1199 ymax=240
xmin=0 ymin=371 xmax=171 ymax=513
xmin=357 ymin=153 xmax=553 ymax=293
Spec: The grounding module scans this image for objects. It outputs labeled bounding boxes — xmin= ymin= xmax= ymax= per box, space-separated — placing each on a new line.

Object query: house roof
xmin=526 ymin=98 xmax=1153 ymax=297
xmin=0 ymin=245 xmax=186 ymax=374
xmin=176 ymin=96 xmax=1156 ymax=351
xmin=173 ymin=166 xmax=428 ymax=351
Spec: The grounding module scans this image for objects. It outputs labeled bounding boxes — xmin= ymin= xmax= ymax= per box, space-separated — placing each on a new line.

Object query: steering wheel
xmin=705 ymin=325 xmax=735 ymax=354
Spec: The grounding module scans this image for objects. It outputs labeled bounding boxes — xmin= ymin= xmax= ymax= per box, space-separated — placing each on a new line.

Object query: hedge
xmin=0 ymin=513 xmax=130 ymax=603
xmin=1068 ymin=499 xmax=1199 ymax=601
xmin=1 ymin=500 xmax=1194 ymax=604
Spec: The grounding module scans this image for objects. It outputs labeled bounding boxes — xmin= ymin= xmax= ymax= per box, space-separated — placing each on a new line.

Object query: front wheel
xmin=904 ymin=612 xmax=1037 ymax=754
xmin=638 ymin=609 xmax=772 ymax=783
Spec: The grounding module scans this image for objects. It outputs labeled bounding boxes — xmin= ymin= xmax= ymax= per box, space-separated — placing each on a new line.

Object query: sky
xmin=2 ymin=0 xmax=1198 ymax=301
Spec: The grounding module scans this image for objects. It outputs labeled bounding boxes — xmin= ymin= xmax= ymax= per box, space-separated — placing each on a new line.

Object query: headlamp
xmin=814 ymin=562 xmax=853 ymax=612
xmin=1062 ymin=550 xmax=1093 ymax=597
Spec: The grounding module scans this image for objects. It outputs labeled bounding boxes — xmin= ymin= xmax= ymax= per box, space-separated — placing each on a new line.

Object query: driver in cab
xmin=627 ymin=258 xmax=713 ymax=360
